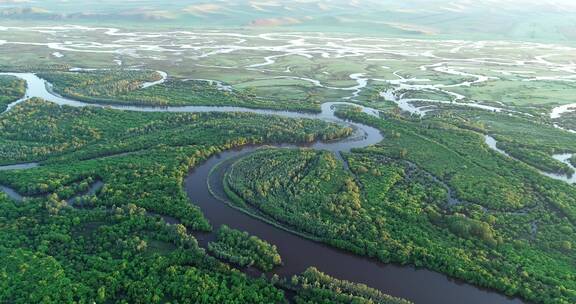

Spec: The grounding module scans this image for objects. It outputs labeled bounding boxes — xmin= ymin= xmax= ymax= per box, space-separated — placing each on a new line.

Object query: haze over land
xmin=1 ymin=0 xmax=576 ymax=43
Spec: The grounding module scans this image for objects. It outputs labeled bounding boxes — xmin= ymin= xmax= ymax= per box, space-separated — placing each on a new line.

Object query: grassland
xmin=2 ymin=0 xmax=576 ymax=44
xmin=1 ymin=25 xmax=575 ymax=120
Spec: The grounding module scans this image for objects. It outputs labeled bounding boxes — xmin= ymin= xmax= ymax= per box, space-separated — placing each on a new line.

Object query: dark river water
xmin=0 ymin=72 xmax=526 ymax=304
xmin=184 ymin=146 xmax=525 ymax=304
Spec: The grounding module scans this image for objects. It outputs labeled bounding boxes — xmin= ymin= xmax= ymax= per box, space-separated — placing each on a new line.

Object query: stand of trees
xmin=38 ymin=70 xmax=162 ymax=103
xmin=0 ymin=195 xmax=287 ymax=303
xmin=3 ymin=67 xmax=576 ymax=304
xmin=0 ymin=75 xmax=26 ymax=112
xmin=288 ymin=267 xmax=412 ymax=304
xmin=39 ymin=70 xmax=321 ymax=112
xmin=0 ymin=98 xmax=348 ymax=229
xmin=553 ymin=111 xmax=576 ymax=132
xmin=208 ymin=225 xmax=282 ymax=272
xmin=0 ymin=98 xmax=354 ymax=303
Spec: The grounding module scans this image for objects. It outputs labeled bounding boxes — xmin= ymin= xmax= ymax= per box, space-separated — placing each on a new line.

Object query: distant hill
xmin=1 ymin=0 xmax=575 ymax=43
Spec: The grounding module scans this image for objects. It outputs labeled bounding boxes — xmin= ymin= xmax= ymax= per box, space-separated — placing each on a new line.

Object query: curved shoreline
xmin=184 ymin=144 xmax=525 ymax=304
xmin=0 ymin=71 xmax=526 ymax=304
xmin=206 ymin=149 xmax=324 ymax=243
xmin=485 ymin=135 xmax=576 ymax=184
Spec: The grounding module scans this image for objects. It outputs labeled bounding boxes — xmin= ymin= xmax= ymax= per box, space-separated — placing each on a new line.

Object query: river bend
xmin=0 ymin=72 xmax=525 ymax=304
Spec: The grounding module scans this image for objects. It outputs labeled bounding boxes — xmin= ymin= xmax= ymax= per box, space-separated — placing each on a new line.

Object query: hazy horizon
xmin=1 ymin=0 xmax=575 ymax=43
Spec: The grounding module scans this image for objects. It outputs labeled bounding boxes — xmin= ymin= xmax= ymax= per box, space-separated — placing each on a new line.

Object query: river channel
xmin=0 ymin=72 xmax=525 ymax=303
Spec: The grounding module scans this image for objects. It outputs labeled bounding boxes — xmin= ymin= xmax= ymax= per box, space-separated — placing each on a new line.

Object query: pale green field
xmin=0 ymin=24 xmax=574 ymax=123
xmin=1 ymin=0 xmax=576 ymax=43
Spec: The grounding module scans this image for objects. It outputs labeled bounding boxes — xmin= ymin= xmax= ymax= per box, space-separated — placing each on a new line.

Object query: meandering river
xmin=0 ymin=72 xmax=525 ymax=303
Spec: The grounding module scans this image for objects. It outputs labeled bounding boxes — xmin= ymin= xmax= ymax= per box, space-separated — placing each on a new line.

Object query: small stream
xmin=545 ymin=154 xmax=576 ymax=184
xmin=484 ymin=135 xmax=576 ymax=184
xmin=0 ymin=162 xmax=39 ymax=171
xmin=0 ymin=162 xmax=40 ymax=201
xmin=0 ymin=180 xmax=104 ymax=204
xmin=0 ymin=185 xmax=24 ymax=202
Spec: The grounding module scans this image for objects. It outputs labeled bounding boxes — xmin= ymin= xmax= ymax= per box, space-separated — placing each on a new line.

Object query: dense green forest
xmin=208 ymin=225 xmax=282 ymax=272
xmin=225 ymin=143 xmax=575 ymax=304
xmin=0 ymin=194 xmax=289 ymax=303
xmin=38 ymin=70 xmax=321 ymax=112
xmin=344 ymin=109 xmax=576 ymax=221
xmin=2 ymin=67 xmax=575 ymax=304
xmin=497 ymin=142 xmax=573 ymax=176
xmin=0 ymin=97 xmax=346 ymax=165
xmin=0 ymin=99 xmax=347 ymax=227
xmin=0 ymin=98 xmax=368 ymax=303
xmin=0 ymin=75 xmax=26 ymax=112
xmin=444 ymin=109 xmax=576 ymax=176
xmin=0 ymin=180 xmax=412 ymax=303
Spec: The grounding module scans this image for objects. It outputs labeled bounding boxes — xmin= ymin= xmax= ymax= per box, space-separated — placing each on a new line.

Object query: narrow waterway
xmin=0 ymin=162 xmax=39 ymax=171
xmin=485 ymin=135 xmax=576 ymax=184
xmin=0 ymin=185 xmax=24 ymax=202
xmin=0 ymin=72 xmax=525 ymax=304
xmin=0 ymin=180 xmax=104 ymax=203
